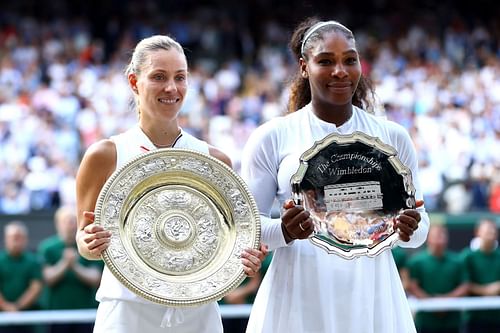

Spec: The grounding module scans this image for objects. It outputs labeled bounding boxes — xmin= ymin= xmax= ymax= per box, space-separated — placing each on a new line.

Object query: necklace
xmin=151 ymin=131 xmax=183 ymax=148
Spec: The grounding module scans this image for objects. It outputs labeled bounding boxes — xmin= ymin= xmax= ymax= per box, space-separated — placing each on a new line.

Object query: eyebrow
xmin=315 ymin=49 xmax=358 ymax=57
xmin=150 ymin=69 xmax=188 ymax=74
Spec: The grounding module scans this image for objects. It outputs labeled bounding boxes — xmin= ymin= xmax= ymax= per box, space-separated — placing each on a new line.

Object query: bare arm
xmin=43 ymin=254 xmax=72 ymax=286
xmin=223 ymin=274 xmax=262 ymax=304
xmin=0 ymin=294 xmax=17 ymax=312
xmin=408 ymin=280 xmax=469 ymax=299
xmin=72 ymin=262 xmax=102 ymax=288
xmin=469 ymin=281 xmax=500 ymax=296
xmin=76 ymin=140 xmax=116 ymax=260
xmin=55 ymin=247 xmax=102 ymax=287
xmin=407 ymin=279 xmax=431 ymax=299
xmin=208 ymin=145 xmax=232 ymax=168
xmin=438 ymin=283 xmax=470 ymax=298
xmin=15 ymin=280 xmax=42 ymax=310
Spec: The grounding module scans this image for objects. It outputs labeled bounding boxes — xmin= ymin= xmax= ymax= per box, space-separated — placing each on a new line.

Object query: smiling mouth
xmin=327 ymin=83 xmax=351 ymax=89
xmin=158 ymin=98 xmax=180 ymax=104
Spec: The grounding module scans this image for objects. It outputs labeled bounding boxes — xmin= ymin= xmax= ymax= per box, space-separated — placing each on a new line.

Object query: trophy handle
xmin=291 ymin=182 xmax=303 ymax=205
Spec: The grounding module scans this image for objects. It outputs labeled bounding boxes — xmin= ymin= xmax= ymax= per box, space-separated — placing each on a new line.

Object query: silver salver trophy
xmin=94 ymin=149 xmax=261 ymax=306
xmin=291 ymin=131 xmax=416 ymax=259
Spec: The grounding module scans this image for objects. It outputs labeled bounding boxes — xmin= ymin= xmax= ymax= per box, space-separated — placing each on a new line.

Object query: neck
xmin=430 ymin=248 xmax=445 ymax=258
xmin=140 ymin=124 xmax=182 ymax=148
xmin=479 ymin=240 xmax=497 ymax=253
xmin=311 ymin=100 xmax=353 ymax=126
xmin=8 ymin=251 xmax=22 ymax=258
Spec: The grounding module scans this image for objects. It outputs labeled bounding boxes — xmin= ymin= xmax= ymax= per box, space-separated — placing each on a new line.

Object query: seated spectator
xmin=407 ymin=224 xmax=469 ymax=333
xmin=462 ymin=219 xmax=500 ymax=333
xmin=38 ymin=206 xmax=103 ymax=333
xmin=0 ymin=221 xmax=43 ymax=333
xmin=489 ymin=176 xmax=500 ymax=213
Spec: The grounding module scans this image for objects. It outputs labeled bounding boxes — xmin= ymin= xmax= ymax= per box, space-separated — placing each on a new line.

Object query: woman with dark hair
xmin=241 ymin=18 xmax=429 ymax=333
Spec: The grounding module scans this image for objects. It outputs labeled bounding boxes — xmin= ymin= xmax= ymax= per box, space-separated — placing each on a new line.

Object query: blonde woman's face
xmin=131 ymin=49 xmax=188 ymax=123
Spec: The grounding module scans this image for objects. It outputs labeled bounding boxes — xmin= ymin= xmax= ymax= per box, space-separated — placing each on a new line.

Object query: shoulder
xmin=209 ymin=145 xmax=232 ymax=168
xmin=358 ymin=108 xmax=410 ymax=137
xmin=78 ymin=139 xmax=116 ymax=179
xmin=357 ymin=109 xmax=416 ymax=160
xmin=384 ymin=119 xmax=412 ymax=141
xmin=249 ymin=112 xmax=302 ymax=143
xmin=82 ymin=139 xmax=116 ymax=165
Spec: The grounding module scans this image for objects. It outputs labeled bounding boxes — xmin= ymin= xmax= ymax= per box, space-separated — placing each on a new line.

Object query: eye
xmin=152 ymin=73 xmax=166 ymax=81
xmin=345 ymin=57 xmax=358 ymax=65
xmin=175 ymin=75 xmax=186 ymax=82
xmin=318 ymin=58 xmax=332 ymax=65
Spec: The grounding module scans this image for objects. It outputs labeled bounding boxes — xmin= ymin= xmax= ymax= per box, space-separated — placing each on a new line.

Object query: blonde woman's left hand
xmin=241 ymin=244 xmax=268 ymax=277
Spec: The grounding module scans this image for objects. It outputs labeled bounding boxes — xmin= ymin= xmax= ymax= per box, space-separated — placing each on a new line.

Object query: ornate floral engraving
xmin=95 ymin=149 xmax=260 ymax=306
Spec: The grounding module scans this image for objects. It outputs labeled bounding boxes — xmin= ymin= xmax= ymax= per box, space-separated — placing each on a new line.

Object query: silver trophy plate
xmin=291 ymin=131 xmax=416 ymax=259
xmin=94 ymin=149 xmax=261 ymax=306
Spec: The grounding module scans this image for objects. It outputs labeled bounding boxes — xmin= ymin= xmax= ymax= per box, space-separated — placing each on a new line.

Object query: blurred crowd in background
xmin=0 ymin=0 xmax=499 ymax=215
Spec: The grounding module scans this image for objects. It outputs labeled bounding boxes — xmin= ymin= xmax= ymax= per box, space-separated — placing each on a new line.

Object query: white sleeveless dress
xmin=93 ymin=125 xmax=223 ymax=333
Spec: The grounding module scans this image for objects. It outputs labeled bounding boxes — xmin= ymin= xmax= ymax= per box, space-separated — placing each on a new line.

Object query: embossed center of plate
xmin=128 ymin=186 xmax=222 ymax=275
xmin=158 ymin=212 xmax=195 ymax=246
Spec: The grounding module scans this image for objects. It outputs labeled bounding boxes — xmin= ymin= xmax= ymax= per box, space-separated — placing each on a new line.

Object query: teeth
xmin=158 ymin=98 xmax=177 ymax=104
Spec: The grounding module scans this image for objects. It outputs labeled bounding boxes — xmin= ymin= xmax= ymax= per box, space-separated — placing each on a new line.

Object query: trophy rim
xmin=95 ymin=148 xmax=261 ymax=306
xmin=291 ymin=131 xmax=415 ymax=259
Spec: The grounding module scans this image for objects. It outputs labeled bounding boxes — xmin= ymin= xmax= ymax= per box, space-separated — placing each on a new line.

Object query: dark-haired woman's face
xmin=301 ymin=31 xmax=361 ymax=107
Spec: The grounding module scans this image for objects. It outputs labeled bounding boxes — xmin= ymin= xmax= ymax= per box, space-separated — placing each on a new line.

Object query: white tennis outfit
xmin=241 ymin=104 xmax=430 ymax=333
xmin=93 ymin=125 xmax=223 ymax=333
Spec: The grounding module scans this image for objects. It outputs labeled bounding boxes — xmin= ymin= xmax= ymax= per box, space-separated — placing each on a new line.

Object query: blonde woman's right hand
xmin=77 ymin=211 xmax=111 ymax=260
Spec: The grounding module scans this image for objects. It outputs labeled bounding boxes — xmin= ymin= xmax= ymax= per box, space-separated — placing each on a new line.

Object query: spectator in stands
xmin=241 ymin=17 xmax=429 ymax=333
xmin=1 ymin=5 xmax=500 ymax=216
xmin=407 ymin=224 xmax=469 ymax=333
xmin=38 ymin=206 xmax=103 ymax=333
xmin=75 ymin=34 xmax=266 ymax=333
xmin=0 ymin=221 xmax=42 ymax=333
xmin=462 ymin=218 xmax=500 ymax=333
xmin=489 ymin=175 xmax=500 ymax=213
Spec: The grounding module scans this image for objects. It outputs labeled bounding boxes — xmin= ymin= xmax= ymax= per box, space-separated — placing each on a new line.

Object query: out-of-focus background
xmin=0 ymin=0 xmax=499 ymax=331
xmin=1 ymin=0 xmax=499 ymax=247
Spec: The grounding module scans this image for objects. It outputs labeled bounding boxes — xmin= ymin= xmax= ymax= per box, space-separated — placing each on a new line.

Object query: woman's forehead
xmin=144 ymin=49 xmax=187 ymax=71
xmin=309 ymin=31 xmax=357 ymax=54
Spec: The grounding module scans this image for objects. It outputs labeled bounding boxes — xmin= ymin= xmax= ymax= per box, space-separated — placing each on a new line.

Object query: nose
xmin=164 ymin=78 xmax=178 ymax=92
xmin=331 ymin=64 xmax=347 ymax=78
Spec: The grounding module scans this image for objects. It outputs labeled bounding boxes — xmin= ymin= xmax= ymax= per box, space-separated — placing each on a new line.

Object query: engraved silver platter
xmin=94 ymin=148 xmax=260 ymax=306
xmin=291 ymin=131 xmax=415 ymax=259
